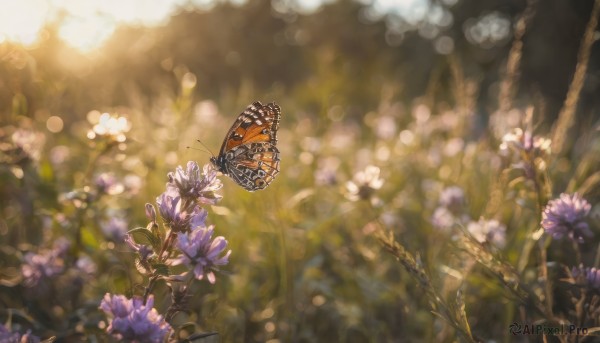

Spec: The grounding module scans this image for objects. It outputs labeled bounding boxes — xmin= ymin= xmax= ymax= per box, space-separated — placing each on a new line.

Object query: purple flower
xmin=76 ymin=256 xmax=97 ymax=275
xmin=167 ymin=162 xmax=222 ymax=205
xmin=145 ymin=203 xmax=157 ymax=224
xmin=499 ymin=128 xmax=551 ymax=156
xmin=439 ymin=186 xmax=465 ymax=214
xmin=431 ymin=207 xmax=470 ymax=232
xmin=95 ymin=173 xmax=124 ymax=195
xmin=189 ymin=207 xmax=208 ymax=229
xmin=156 ymin=193 xmax=207 ymax=232
xmin=0 ymin=324 xmax=20 ymax=342
xmin=314 ymin=157 xmax=340 ymax=186
xmin=21 ymin=241 xmax=67 ymax=288
xmin=542 ymin=193 xmax=592 ymax=243
xmin=431 ymin=186 xmax=470 ymax=232
xmin=431 ymin=207 xmax=456 ymax=232
xmin=0 ymin=324 xmax=40 ymax=343
xmin=99 ymin=293 xmax=171 ymax=342
xmin=11 ymin=128 xmax=45 ymax=162
xmin=52 ymin=237 xmax=71 ymax=258
xmin=467 ymin=218 xmax=507 ymax=248
xmin=100 ymin=217 xmax=129 ymax=241
xmin=175 ymin=226 xmax=231 ymax=284
xmin=572 ymin=265 xmax=600 ymax=289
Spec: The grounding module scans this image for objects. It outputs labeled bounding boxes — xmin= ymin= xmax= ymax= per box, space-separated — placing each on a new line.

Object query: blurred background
xmin=1 ymin=0 xmax=599 ymax=124
xmin=1 ymin=0 xmax=599 ymax=341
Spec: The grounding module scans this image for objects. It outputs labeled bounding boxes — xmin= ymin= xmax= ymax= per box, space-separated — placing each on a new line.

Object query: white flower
xmin=345 ymin=165 xmax=384 ymax=202
xmin=467 ymin=217 xmax=507 ymax=248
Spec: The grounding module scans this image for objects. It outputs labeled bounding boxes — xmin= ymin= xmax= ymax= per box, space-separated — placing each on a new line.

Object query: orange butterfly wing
xmin=220 ymin=102 xmax=280 ymax=151
xmin=211 ymin=102 xmax=281 ymax=191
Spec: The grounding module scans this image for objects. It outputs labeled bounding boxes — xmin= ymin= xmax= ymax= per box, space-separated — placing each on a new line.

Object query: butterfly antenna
xmin=186 ymin=145 xmax=212 ymax=155
xmin=187 ymin=139 xmax=215 ymax=157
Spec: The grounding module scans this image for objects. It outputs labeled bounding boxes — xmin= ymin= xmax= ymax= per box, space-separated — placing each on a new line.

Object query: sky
xmin=0 ymin=0 xmax=428 ymax=52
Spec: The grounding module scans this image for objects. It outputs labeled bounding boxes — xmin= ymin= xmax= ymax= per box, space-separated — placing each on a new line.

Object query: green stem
xmin=143 ymin=275 xmax=159 ymax=304
xmin=143 ymin=230 xmax=178 ymax=304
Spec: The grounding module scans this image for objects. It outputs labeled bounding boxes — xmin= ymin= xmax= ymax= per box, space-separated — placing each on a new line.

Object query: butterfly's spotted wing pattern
xmin=211 ymin=101 xmax=281 ymax=191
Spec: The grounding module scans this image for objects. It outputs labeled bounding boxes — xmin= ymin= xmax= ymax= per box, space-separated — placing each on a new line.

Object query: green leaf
xmin=128 ymin=227 xmax=162 ymax=252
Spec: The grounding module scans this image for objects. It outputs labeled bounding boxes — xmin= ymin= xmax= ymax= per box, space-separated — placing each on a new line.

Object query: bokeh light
xmin=46 ymin=116 xmax=64 ymax=133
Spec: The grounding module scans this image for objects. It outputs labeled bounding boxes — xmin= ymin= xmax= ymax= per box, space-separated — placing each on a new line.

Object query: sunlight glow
xmin=0 ymin=0 xmax=186 ymax=52
xmin=58 ymin=14 xmax=116 ymax=52
xmin=0 ymin=0 xmax=49 ymax=45
xmin=372 ymin=0 xmax=427 ymax=19
xmin=0 ymin=0 xmax=428 ymax=52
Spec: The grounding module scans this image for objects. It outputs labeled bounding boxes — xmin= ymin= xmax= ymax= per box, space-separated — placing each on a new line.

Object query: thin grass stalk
xmin=498 ymin=0 xmax=538 ymax=113
xmin=552 ymin=0 xmax=600 ymax=154
xmin=375 ymin=226 xmax=477 ymax=342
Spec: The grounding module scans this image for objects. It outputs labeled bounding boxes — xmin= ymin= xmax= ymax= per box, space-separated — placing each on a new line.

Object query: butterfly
xmin=210 ymin=101 xmax=281 ymax=191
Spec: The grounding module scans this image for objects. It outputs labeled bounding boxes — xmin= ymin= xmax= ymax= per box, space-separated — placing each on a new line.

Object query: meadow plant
xmin=338 ymin=78 xmax=598 ymax=341
xmin=345 ymin=165 xmax=384 ymax=204
xmin=431 ymin=186 xmax=470 ymax=232
xmin=99 ymin=294 xmax=171 ymax=342
xmin=100 ymin=216 xmax=129 ymax=242
xmin=101 ymin=161 xmax=229 ymax=341
xmin=0 ymin=323 xmax=40 ymax=343
xmin=572 ymin=266 xmax=600 ymax=290
xmin=2 ymin=2 xmax=600 ymax=340
xmin=466 ymin=217 xmax=506 ymax=248
xmin=541 ymin=193 xmax=592 ymax=243
xmin=20 ymin=239 xmax=67 ymax=289
xmin=173 ymin=225 xmax=231 ymax=284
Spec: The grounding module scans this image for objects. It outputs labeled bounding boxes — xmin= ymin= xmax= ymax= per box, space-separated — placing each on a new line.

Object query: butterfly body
xmin=211 ymin=101 xmax=281 ymax=191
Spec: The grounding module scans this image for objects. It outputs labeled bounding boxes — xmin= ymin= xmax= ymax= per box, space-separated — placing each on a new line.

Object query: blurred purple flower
xmin=314 ymin=157 xmax=340 ymax=186
xmin=156 ymin=193 xmax=207 ymax=232
xmin=542 ymin=193 xmax=592 ymax=243
xmin=101 ymin=217 xmax=129 ymax=241
xmin=439 ymin=186 xmax=465 ymax=214
xmin=76 ymin=256 xmax=97 ymax=275
xmin=124 ymin=174 xmax=143 ymax=195
xmin=467 ymin=217 xmax=507 ymax=248
xmin=95 ymin=173 xmax=124 ymax=195
xmin=49 ymin=145 xmax=70 ymax=166
xmin=431 ymin=207 xmax=455 ymax=232
xmin=21 ymin=242 xmax=67 ymax=288
xmin=167 ymin=162 xmax=222 ymax=205
xmin=0 ymin=324 xmax=20 ymax=343
xmin=11 ymin=128 xmax=45 ymax=162
xmin=499 ymin=128 xmax=551 ymax=156
xmin=99 ymin=293 xmax=171 ymax=342
xmin=431 ymin=186 xmax=469 ymax=232
xmin=52 ymin=237 xmax=71 ymax=258
xmin=175 ymin=225 xmax=231 ymax=284
xmin=0 ymin=324 xmax=40 ymax=343
xmin=572 ymin=265 xmax=600 ymax=289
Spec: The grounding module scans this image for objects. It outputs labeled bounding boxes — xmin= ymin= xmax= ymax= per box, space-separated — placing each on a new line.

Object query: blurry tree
xmin=0 ymin=0 xmax=598 ymax=126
